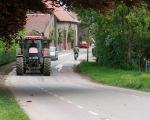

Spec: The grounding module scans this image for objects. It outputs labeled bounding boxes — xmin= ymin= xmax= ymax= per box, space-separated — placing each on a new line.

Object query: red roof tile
xmin=45 ymin=1 xmax=79 ymax=23
xmin=25 ymin=14 xmax=51 ymax=33
xmin=54 ymin=8 xmax=79 ymax=23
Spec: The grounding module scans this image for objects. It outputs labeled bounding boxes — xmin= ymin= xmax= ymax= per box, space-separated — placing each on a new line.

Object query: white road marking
xmin=76 ymin=105 xmax=84 ymax=109
xmin=54 ymin=94 xmax=59 ymax=98
xmin=132 ymin=95 xmax=140 ymax=98
xmin=59 ymin=97 xmax=65 ymax=101
xmin=88 ymin=111 xmax=99 ymax=116
xmin=67 ymin=100 xmax=73 ymax=104
xmin=119 ymin=92 xmax=140 ymax=98
xmin=59 ymin=53 xmax=71 ymax=57
xmin=119 ymin=92 xmax=127 ymax=95
xmin=55 ymin=63 xmax=63 ymax=72
xmin=104 ymin=119 xmax=110 ymax=120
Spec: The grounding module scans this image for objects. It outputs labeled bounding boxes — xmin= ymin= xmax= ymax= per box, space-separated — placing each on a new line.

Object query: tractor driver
xmin=29 ymin=41 xmax=37 ymax=48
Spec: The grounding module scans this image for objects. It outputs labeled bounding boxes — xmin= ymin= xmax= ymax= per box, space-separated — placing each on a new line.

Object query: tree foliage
xmin=97 ymin=5 xmax=150 ymax=69
xmin=75 ymin=4 xmax=150 ymax=70
xmin=0 ymin=0 xmax=150 ymax=45
xmin=0 ymin=29 xmax=25 ymax=64
xmin=54 ymin=0 xmax=150 ymax=12
xmin=0 ymin=0 xmax=47 ymax=45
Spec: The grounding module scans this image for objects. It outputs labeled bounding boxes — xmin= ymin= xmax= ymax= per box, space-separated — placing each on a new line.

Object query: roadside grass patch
xmin=0 ymin=90 xmax=29 ymax=120
xmin=80 ymin=61 xmax=150 ymax=92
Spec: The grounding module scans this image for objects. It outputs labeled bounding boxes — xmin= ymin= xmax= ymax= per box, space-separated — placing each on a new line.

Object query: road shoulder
xmin=0 ymin=62 xmax=29 ymax=120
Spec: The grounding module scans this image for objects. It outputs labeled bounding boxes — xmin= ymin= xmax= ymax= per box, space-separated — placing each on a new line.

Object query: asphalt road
xmin=6 ymin=48 xmax=150 ymax=120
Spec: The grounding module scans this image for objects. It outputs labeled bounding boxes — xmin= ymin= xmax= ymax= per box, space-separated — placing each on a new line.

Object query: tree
xmin=75 ymin=4 xmax=150 ymax=70
xmin=0 ymin=0 xmax=46 ymax=45
xmin=0 ymin=0 xmax=149 ymax=45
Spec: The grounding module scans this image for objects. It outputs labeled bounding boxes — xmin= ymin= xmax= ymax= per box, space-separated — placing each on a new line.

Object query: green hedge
xmin=0 ymin=48 xmax=16 ymax=65
xmin=0 ymin=29 xmax=26 ymax=65
xmin=0 ymin=41 xmax=18 ymax=65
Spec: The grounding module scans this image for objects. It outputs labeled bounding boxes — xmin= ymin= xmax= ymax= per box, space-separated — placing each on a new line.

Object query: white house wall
xmin=74 ymin=24 xmax=78 ymax=46
xmin=44 ymin=14 xmax=55 ymax=38
xmin=56 ymin=22 xmax=78 ymax=50
xmin=47 ymin=14 xmax=56 ymax=46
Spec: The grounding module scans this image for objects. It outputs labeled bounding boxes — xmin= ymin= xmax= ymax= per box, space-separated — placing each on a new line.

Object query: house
xmin=46 ymin=2 xmax=80 ymax=51
xmin=53 ymin=7 xmax=79 ymax=51
xmin=25 ymin=4 xmax=79 ymax=51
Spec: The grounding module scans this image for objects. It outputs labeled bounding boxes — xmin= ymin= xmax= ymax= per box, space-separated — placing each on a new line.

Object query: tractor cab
xmin=16 ymin=35 xmax=51 ymax=76
xmin=22 ymin=36 xmax=43 ymax=58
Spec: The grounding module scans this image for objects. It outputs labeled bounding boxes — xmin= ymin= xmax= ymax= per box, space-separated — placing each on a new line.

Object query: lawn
xmin=80 ymin=61 xmax=150 ymax=92
xmin=0 ymin=90 xmax=29 ymax=120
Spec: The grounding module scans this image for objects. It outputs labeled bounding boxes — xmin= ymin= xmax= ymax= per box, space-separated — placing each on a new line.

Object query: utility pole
xmin=86 ymin=28 xmax=90 ymax=62
xmin=87 ymin=46 xmax=89 ymax=62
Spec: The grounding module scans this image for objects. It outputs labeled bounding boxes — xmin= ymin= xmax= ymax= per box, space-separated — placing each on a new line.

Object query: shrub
xmin=0 ymin=43 xmax=17 ymax=65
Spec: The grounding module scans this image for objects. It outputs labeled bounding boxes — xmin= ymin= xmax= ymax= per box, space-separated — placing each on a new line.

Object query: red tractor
xmin=16 ymin=35 xmax=51 ymax=76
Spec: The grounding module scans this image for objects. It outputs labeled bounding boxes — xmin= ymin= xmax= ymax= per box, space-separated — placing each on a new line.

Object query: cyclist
xmin=73 ymin=46 xmax=79 ymax=60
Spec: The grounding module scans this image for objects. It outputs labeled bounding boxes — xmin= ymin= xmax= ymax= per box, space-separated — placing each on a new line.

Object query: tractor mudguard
xmin=42 ymin=48 xmax=50 ymax=57
xmin=16 ymin=48 xmax=22 ymax=56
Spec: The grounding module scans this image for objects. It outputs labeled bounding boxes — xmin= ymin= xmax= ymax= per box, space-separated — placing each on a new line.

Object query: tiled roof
xmin=45 ymin=1 xmax=79 ymax=23
xmin=54 ymin=7 xmax=79 ymax=23
xmin=25 ymin=14 xmax=51 ymax=34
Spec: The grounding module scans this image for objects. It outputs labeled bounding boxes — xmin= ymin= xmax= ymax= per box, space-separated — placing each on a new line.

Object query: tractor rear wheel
xmin=16 ymin=57 xmax=24 ymax=75
xmin=43 ymin=57 xmax=51 ymax=76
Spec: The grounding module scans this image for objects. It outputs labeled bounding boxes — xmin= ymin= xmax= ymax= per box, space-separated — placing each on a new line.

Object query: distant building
xmin=25 ymin=5 xmax=79 ymax=51
xmin=52 ymin=7 xmax=80 ymax=51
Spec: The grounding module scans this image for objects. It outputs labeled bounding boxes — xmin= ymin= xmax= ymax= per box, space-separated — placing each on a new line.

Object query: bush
xmin=0 ymin=47 xmax=16 ymax=65
xmin=0 ymin=29 xmax=25 ymax=65
xmin=94 ymin=5 xmax=150 ymax=70
xmin=0 ymin=44 xmax=17 ymax=65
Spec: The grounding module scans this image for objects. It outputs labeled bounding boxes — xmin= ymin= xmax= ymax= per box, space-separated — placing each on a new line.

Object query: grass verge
xmin=80 ymin=61 xmax=150 ymax=92
xmin=0 ymin=90 xmax=29 ymax=120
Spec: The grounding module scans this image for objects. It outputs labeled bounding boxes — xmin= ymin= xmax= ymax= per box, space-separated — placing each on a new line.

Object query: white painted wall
xmin=56 ymin=22 xmax=78 ymax=50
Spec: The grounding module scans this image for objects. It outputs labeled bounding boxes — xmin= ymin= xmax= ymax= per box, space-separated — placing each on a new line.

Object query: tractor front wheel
xmin=16 ymin=57 xmax=24 ymax=75
xmin=43 ymin=57 xmax=51 ymax=76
